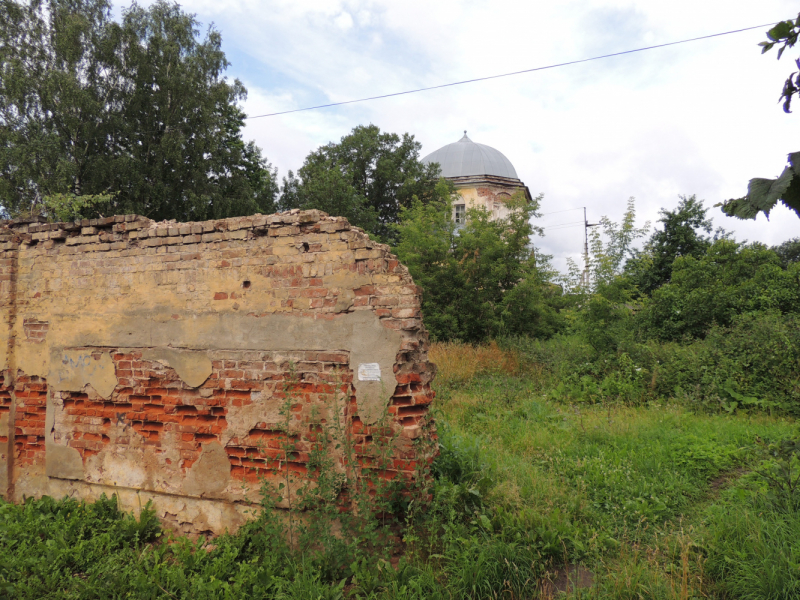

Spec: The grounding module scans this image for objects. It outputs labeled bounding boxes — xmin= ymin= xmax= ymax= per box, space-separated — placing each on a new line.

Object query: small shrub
xmin=654 ymin=312 xmax=800 ymax=414
xmin=432 ymin=423 xmax=494 ymax=515
xmin=501 ymin=333 xmax=593 ymax=383
xmin=754 ymin=434 xmax=800 ymax=513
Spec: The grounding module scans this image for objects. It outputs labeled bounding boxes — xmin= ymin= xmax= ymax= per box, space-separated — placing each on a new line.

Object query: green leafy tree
xmin=395 ymin=189 xmax=562 ymax=342
xmin=280 ymin=124 xmax=445 ymax=242
xmin=721 ymin=16 xmax=800 ymax=221
xmin=279 ymin=166 xmax=379 ymax=235
xmin=564 ymin=197 xmax=650 ymax=293
xmin=0 ymin=0 xmax=277 ymax=221
xmin=636 ymin=239 xmax=800 ymax=341
xmin=772 ymin=236 xmax=800 ymax=268
xmin=625 ymin=195 xmax=717 ymax=295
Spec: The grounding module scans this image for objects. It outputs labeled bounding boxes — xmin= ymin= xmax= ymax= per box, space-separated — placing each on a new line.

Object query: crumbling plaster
xmin=0 ymin=210 xmax=436 ymax=535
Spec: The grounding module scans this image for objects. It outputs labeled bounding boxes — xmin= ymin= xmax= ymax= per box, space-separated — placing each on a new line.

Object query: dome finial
xmin=459 ymin=130 xmax=471 ymax=142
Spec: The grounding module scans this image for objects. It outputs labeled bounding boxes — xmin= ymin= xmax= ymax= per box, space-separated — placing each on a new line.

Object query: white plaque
xmin=358 ymin=363 xmax=382 ymax=381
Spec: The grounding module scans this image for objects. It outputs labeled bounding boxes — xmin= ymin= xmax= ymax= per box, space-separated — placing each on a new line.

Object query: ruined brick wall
xmin=0 ymin=210 xmax=435 ymax=535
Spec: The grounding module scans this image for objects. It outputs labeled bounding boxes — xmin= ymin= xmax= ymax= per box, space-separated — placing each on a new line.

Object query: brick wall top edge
xmin=0 ymin=209 xmax=350 ymax=237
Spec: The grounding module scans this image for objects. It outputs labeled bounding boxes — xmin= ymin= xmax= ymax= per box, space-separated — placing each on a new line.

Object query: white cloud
xmin=136 ymin=0 xmax=799 ymax=270
xmin=357 ymin=10 xmax=372 ymax=27
xmin=334 ymin=11 xmax=354 ymax=30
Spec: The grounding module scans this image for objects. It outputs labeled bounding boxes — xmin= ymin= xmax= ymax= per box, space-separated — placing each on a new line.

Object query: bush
xmin=500 ymin=334 xmax=593 ymax=382
xmin=394 ymin=192 xmax=563 ymax=343
xmin=652 ymin=312 xmax=800 ymax=414
xmin=636 ymin=240 xmax=800 ymax=342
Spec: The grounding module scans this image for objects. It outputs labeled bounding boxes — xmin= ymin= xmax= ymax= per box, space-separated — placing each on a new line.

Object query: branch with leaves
xmin=759 ymin=16 xmax=800 ymax=113
xmin=720 ymin=152 xmax=800 ymax=220
xmin=720 ymin=16 xmax=800 ymax=221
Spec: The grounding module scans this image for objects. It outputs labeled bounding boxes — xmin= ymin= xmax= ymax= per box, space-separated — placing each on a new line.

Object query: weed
xmin=2 ymin=341 xmax=797 ymax=599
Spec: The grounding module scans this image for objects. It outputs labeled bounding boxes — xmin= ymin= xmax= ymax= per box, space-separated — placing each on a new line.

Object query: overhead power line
xmin=542 ymin=224 xmax=585 ymax=232
xmin=245 ymin=20 xmax=783 ymax=120
xmin=539 ymin=207 xmax=585 ymax=217
xmin=541 ymin=220 xmax=585 ymax=229
xmin=23 ymin=19 xmax=785 ymax=145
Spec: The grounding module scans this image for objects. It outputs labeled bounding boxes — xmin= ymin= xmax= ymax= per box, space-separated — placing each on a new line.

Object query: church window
xmin=454 ymin=204 xmax=466 ymax=224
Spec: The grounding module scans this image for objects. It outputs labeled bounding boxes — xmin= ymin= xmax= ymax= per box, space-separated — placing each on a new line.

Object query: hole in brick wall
xmin=242 ymin=280 xmax=251 ymax=289
xmin=301 ymin=242 xmax=309 ymax=252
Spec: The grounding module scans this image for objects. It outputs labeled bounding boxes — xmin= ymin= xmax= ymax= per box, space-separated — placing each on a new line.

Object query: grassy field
xmin=1 ymin=340 xmax=798 ymax=599
xmin=429 ymin=341 xmax=798 ymax=599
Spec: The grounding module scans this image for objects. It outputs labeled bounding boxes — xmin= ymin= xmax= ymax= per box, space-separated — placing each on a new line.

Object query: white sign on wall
xmin=358 ymin=363 xmax=382 ymax=381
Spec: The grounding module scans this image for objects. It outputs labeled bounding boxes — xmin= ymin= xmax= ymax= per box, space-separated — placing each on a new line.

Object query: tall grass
xmin=430 ymin=340 xmax=798 ymax=600
xmin=704 ymin=494 xmax=800 ymax=600
xmin=1 ymin=340 xmax=797 ymax=599
xmin=429 ymin=340 xmax=520 ymax=386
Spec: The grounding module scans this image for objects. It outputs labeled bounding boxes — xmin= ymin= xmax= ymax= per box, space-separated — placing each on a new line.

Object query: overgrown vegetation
xmin=394 ymin=191 xmax=563 ymax=342
xmin=2 ymin=5 xmax=798 ymax=594
xmin=3 ymin=160 xmax=799 ymax=598
xmin=3 ymin=336 xmax=798 ymax=599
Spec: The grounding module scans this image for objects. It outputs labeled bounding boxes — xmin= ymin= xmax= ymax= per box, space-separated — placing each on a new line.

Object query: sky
xmin=135 ymin=0 xmax=799 ymax=271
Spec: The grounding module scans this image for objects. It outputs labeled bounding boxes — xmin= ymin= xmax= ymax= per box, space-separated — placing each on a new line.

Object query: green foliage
xmin=720 ymin=16 xmax=800 ymax=221
xmin=560 ymin=209 xmax=800 ymax=415
xmin=625 ymin=195 xmax=716 ymax=295
xmin=772 ymin=236 xmax=800 ymax=268
xmin=564 ymin=197 xmax=649 ymax=293
xmin=721 ymin=152 xmax=800 ymax=220
xmin=0 ymin=494 xmax=160 ymax=598
xmin=394 ymin=190 xmax=563 ymax=342
xmin=654 ymin=312 xmax=800 ymax=415
xmin=0 ymin=0 xmax=277 ymax=221
xmin=432 ymin=422 xmax=494 ymax=515
xmin=576 ymin=287 xmax=636 ymax=355
xmin=431 ymin=351 xmax=796 ymax=600
xmin=41 ymin=192 xmax=115 ymax=222
xmin=704 ymin=432 xmax=800 ymax=600
xmin=759 ymin=14 xmax=800 ymax=113
xmin=705 ymin=496 xmax=800 ymax=600
xmin=280 ymin=124 xmax=447 ymax=242
xmin=636 ymin=239 xmax=800 ymax=341
xmin=279 ymin=166 xmax=380 ymax=238
xmin=754 ymin=434 xmax=800 ymax=512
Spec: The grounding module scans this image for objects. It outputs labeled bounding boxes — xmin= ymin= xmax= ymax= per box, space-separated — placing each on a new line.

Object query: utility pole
xmin=582 ymin=207 xmax=600 ymax=288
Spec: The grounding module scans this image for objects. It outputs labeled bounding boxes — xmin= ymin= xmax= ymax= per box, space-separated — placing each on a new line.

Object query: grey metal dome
xmin=421 ymin=132 xmax=519 ymax=180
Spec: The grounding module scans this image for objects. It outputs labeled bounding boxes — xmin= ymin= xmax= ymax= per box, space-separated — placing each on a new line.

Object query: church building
xmin=421 ymin=132 xmax=532 ymax=224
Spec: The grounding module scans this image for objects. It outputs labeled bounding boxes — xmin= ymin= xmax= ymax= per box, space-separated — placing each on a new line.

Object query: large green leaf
xmin=780 ymin=168 xmax=800 ymax=218
xmin=787 ymin=151 xmax=800 ymax=175
xmin=768 ymin=21 xmax=793 ymax=42
xmin=748 ymin=166 xmax=794 ymax=210
xmin=722 ymin=153 xmax=800 ymax=220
